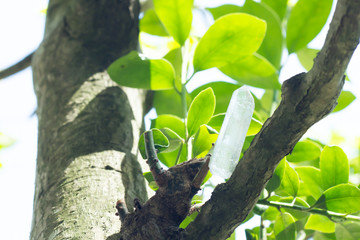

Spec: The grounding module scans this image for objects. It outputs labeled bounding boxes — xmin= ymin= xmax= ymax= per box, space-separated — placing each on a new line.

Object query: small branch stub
xmin=191 ymin=154 xmax=210 ymax=190
xmin=115 ymin=200 xmax=128 ymax=222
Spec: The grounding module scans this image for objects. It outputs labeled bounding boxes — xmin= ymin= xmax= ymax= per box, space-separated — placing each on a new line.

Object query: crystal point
xmin=209 ymin=86 xmax=255 ymax=179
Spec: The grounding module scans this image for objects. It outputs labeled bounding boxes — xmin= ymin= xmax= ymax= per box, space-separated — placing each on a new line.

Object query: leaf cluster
xmin=107 ymin=0 xmax=359 ymax=239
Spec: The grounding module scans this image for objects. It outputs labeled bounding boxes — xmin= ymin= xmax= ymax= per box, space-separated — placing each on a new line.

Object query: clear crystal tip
xmin=209 ymin=86 xmax=255 ymax=179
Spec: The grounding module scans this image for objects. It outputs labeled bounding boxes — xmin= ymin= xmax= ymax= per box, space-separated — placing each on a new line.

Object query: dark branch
xmin=182 ymin=0 xmax=360 ymax=239
xmin=0 ymin=52 xmax=34 ymax=80
xmin=191 ymin=154 xmax=210 ymax=189
xmin=144 ymin=130 xmax=167 ymax=187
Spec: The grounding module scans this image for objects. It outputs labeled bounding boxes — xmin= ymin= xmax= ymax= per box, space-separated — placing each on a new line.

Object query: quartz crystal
xmin=209 ymin=86 xmax=255 ymax=179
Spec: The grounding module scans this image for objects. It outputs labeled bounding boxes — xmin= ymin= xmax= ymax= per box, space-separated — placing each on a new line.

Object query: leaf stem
xmin=257 ymin=199 xmax=360 ymax=222
xmin=175 ymin=141 xmax=184 ymax=165
xmin=180 ymin=45 xmax=190 ymax=160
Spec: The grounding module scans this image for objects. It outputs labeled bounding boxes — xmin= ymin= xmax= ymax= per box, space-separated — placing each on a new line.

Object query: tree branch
xmin=0 ymin=52 xmax=33 ymax=80
xmin=182 ymin=0 xmax=360 ymax=239
xmin=257 ymin=199 xmax=360 ymax=222
xmin=144 ymin=130 xmax=167 ymax=187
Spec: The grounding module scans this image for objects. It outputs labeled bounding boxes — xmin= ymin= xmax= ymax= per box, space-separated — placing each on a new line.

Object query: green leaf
xmin=245 ymin=229 xmax=259 ymax=240
xmin=193 ymin=13 xmax=266 ymax=72
xmin=314 ymin=232 xmax=336 ymax=240
xmin=108 ymin=51 xmax=175 ymax=90
xmin=179 ymin=211 xmax=198 ymax=228
xmin=274 ymin=212 xmax=296 ymax=240
xmin=151 ymin=114 xmax=185 ymax=139
xmin=242 ymin=0 xmax=283 ymax=68
xmin=138 ymin=129 xmax=170 ymax=159
xmin=207 ymin=2 xmax=283 ymax=68
xmin=261 ymin=0 xmax=288 ymax=20
xmin=159 ymin=128 xmax=183 ymax=152
xmin=190 ymin=82 xmax=240 ymax=114
xmin=226 ymin=231 xmax=236 ymax=240
xmin=333 ymin=91 xmax=356 ymax=113
xmin=247 ymin=118 xmax=263 ymax=136
xmin=192 ymin=125 xmax=218 ymax=158
xmin=143 ymin=172 xmax=159 ymax=191
xmin=287 ymin=140 xmax=321 ymax=163
xmin=314 ymin=184 xmax=360 ymax=214
xmin=266 ymin=158 xmax=286 ymax=193
xmin=207 ymin=4 xmax=242 ymax=20
xmin=276 ymin=161 xmax=299 ymax=197
xmin=296 ymin=47 xmax=319 ymax=71
xmin=335 ymin=222 xmax=360 ymax=240
xmin=187 ymin=88 xmax=216 ymax=137
xmin=286 ymin=0 xmax=333 ymax=53
xmin=153 ymin=0 xmax=193 ymax=45
xmin=164 ymin=47 xmax=183 ymax=80
xmin=350 ymin=156 xmax=360 ymax=173
xmin=158 ymin=145 xmax=187 ymax=167
xmin=153 ymin=89 xmax=191 ymax=118
xmin=320 ymin=146 xmax=349 ymax=190
xmin=208 ymin=113 xmax=262 ymax=137
xmin=140 ymin=9 xmax=168 ymax=36
xmin=262 ymin=206 xmax=280 ymax=221
xmin=207 ymin=113 xmax=225 ymax=132
xmin=0 ymin=132 xmax=15 ymax=149
xmin=295 ymin=166 xmax=323 ymax=199
xmin=305 ymin=214 xmax=335 ymax=233
xmin=278 ymin=197 xmax=310 ymax=220
xmin=220 ymin=53 xmax=280 ymax=89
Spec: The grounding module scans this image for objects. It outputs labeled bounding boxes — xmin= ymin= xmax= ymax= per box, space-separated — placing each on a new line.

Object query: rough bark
xmin=182 ymin=0 xmax=360 ymax=239
xmin=30 ymin=0 xmax=149 ymax=239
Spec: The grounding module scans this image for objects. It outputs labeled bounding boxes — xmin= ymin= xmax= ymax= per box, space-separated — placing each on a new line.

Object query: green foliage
xmin=140 ymin=9 xmax=168 ymax=36
xmin=0 ymin=132 xmax=14 ymax=150
xmin=286 ymin=0 xmax=333 ymax=53
xmin=266 ymin=158 xmax=286 ymax=193
xmin=287 ymin=140 xmax=321 ymax=163
xmin=296 ymin=166 xmax=323 ymax=199
xmin=208 ymin=1 xmax=283 ymax=69
xmin=0 ymin=132 xmax=15 ymax=168
xmin=220 ymin=53 xmax=280 ymax=89
xmin=314 ymin=184 xmax=360 ymax=214
xmin=108 ymin=51 xmax=175 ymax=90
xmin=276 ymin=161 xmax=299 ymax=197
xmin=138 ymin=129 xmax=169 ymax=159
xmin=333 ymin=91 xmax=356 ymax=113
xmin=274 ymin=212 xmax=296 ymax=240
xmin=305 ymin=214 xmax=335 ymax=233
xmin=335 ymin=222 xmax=360 ymax=240
xmin=320 ymin=146 xmax=349 ymax=190
xmin=192 ymin=125 xmax=217 ymax=158
xmin=193 ymin=13 xmax=266 ymax=71
xmin=296 ymin=47 xmax=319 ymax=71
xmin=153 ymin=89 xmax=191 ymax=117
xmin=190 ymin=82 xmax=239 ymax=114
xmin=153 ymin=0 xmax=193 ymax=45
xmin=261 ymin=0 xmax=288 ymax=20
xmin=106 ymin=0 xmax=359 ymax=238
xmin=242 ymin=0 xmax=283 ymax=68
xmin=187 ymin=88 xmax=215 ymax=137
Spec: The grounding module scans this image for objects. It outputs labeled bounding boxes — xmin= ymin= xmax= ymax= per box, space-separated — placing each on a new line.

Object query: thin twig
xmin=144 ymin=130 xmax=167 ymax=186
xmin=257 ymin=199 xmax=360 ymax=222
xmin=0 ymin=52 xmax=34 ymax=80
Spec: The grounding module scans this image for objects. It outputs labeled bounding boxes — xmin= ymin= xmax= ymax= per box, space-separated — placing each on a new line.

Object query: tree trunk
xmin=30 ymin=0 xmax=360 ymax=239
xmin=30 ymin=0 xmax=147 ymax=239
